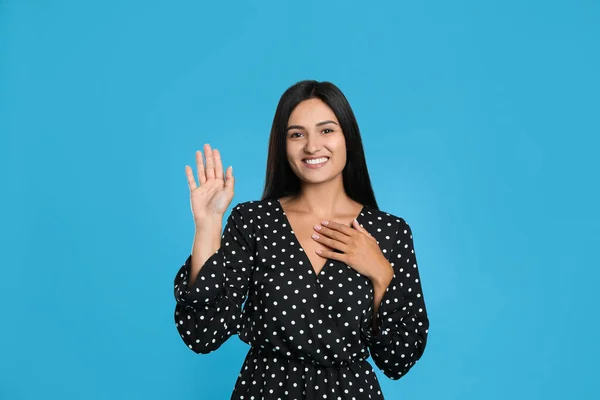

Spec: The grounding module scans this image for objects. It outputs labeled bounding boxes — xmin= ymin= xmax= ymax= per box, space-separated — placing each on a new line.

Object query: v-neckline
xmin=275 ymin=198 xmax=366 ymax=278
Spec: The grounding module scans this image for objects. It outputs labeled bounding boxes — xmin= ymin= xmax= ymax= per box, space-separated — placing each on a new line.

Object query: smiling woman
xmin=174 ymin=80 xmax=430 ymax=399
xmin=287 ymin=105 xmax=341 ymax=172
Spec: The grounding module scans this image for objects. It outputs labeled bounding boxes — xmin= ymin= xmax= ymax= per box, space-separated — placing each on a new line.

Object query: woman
xmin=174 ymin=80 xmax=429 ymax=399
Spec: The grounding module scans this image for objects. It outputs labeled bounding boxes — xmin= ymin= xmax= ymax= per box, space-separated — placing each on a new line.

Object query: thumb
xmin=224 ymin=166 xmax=234 ymax=189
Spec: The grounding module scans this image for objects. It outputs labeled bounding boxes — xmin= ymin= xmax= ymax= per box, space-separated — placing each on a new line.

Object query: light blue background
xmin=1 ymin=1 xmax=598 ymax=399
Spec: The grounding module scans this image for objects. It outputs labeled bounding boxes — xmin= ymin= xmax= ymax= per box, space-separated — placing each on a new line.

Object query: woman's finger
xmin=352 ymin=219 xmax=374 ymax=238
xmin=205 ymin=143 xmax=215 ymax=180
xmin=312 ymin=232 xmax=349 ymax=253
xmin=196 ymin=149 xmax=206 ymax=185
xmin=185 ymin=165 xmax=197 ymax=191
xmin=213 ymin=148 xmax=223 ymax=181
xmin=224 ymin=165 xmax=234 ymax=190
xmin=314 ymin=224 xmax=352 ymax=244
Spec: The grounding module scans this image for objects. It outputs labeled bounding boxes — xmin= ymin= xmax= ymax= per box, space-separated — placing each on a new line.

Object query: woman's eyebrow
xmin=286 ymin=120 xmax=339 ymax=131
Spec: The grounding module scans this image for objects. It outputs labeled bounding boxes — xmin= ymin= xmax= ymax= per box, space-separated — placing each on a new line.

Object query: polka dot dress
xmin=174 ymin=199 xmax=429 ymax=399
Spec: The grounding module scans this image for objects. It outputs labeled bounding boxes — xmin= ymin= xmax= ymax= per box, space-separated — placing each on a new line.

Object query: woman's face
xmin=285 ymin=98 xmax=347 ymax=184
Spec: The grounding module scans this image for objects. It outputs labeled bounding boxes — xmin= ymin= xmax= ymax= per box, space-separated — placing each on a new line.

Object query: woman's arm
xmin=188 ymin=217 xmax=222 ymax=288
xmin=173 ymin=202 xmax=255 ymax=354
xmin=364 ymin=218 xmax=430 ymax=379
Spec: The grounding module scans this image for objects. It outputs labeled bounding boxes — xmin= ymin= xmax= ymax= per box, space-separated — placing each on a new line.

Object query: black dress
xmin=174 ymin=199 xmax=429 ymax=399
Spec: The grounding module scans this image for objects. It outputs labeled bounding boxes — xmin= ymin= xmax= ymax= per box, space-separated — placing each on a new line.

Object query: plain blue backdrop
xmin=1 ymin=0 xmax=598 ymax=399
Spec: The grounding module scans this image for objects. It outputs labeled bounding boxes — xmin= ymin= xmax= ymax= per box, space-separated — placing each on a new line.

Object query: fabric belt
xmin=249 ymin=345 xmax=367 ymax=370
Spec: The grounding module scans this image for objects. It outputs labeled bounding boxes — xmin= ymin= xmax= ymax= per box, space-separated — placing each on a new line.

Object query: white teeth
xmin=303 ymin=157 xmax=328 ymax=164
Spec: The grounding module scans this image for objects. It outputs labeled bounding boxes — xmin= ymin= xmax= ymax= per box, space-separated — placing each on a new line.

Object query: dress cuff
xmin=173 ymin=250 xmax=226 ymax=305
xmin=367 ymin=287 xmax=398 ymax=344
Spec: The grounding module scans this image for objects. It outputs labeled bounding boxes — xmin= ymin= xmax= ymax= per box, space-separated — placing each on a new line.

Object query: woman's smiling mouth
xmin=302 ymin=157 xmax=329 ymax=169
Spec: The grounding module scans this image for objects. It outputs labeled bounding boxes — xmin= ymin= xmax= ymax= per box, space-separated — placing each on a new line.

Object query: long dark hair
xmin=261 ymin=80 xmax=379 ymax=210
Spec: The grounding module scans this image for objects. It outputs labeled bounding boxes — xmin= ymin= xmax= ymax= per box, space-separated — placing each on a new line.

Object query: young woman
xmin=174 ymin=80 xmax=429 ymax=399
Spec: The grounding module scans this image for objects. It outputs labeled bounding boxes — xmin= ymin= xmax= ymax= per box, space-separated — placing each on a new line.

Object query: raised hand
xmin=185 ymin=143 xmax=234 ymax=224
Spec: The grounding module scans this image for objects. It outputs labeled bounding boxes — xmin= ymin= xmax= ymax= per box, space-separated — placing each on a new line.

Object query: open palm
xmin=185 ymin=143 xmax=234 ymax=223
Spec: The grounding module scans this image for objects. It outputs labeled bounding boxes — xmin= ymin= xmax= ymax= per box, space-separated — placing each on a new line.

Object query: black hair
xmin=261 ymin=80 xmax=378 ymax=210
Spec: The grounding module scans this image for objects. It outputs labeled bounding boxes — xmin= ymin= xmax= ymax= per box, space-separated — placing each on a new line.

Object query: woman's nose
xmin=304 ymin=134 xmax=322 ymax=153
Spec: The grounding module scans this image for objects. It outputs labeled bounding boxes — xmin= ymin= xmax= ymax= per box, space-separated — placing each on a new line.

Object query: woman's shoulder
xmin=228 ymin=198 xmax=280 ymax=220
xmin=232 ymin=198 xmax=277 ymax=211
xmin=361 ymin=204 xmax=411 ymax=234
xmin=362 ymin=203 xmax=406 ymax=222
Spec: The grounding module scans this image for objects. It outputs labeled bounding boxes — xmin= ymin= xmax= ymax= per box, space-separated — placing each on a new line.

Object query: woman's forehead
xmin=288 ymin=99 xmax=338 ymax=125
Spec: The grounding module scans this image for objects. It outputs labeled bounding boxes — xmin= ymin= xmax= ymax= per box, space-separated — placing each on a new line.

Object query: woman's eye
xmin=290 ymin=129 xmax=332 ymax=138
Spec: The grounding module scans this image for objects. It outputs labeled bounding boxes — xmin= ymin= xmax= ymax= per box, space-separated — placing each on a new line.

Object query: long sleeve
xmin=173 ymin=202 xmax=255 ymax=354
xmin=364 ymin=218 xmax=429 ymax=379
